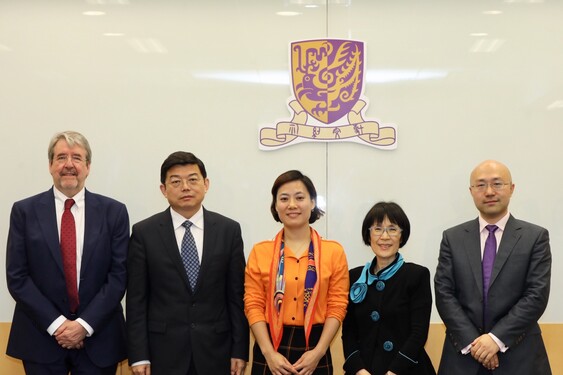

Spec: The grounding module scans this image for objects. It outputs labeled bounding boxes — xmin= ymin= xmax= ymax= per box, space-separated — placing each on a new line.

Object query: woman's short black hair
xmin=361 ymin=201 xmax=410 ymax=248
xmin=270 ymin=170 xmax=324 ymax=224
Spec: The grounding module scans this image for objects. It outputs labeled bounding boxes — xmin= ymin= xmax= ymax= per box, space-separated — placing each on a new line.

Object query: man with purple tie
xmin=435 ymin=160 xmax=552 ymax=375
xmin=6 ymin=131 xmax=129 ymax=374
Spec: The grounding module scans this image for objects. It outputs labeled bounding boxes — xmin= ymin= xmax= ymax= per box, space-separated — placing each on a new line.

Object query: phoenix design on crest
xmin=292 ymin=40 xmax=363 ymax=124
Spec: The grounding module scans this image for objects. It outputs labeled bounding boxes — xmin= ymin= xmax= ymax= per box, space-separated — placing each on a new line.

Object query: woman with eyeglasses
xmin=342 ymin=202 xmax=436 ymax=375
xmin=244 ymin=170 xmax=349 ymax=375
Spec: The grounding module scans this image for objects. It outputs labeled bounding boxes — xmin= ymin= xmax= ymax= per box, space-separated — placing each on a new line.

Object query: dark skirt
xmin=251 ymin=324 xmax=333 ymax=375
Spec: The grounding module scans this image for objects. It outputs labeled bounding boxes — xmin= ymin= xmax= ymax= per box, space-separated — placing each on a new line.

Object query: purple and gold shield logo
xmin=259 ymin=39 xmax=397 ymax=150
xmin=292 ymin=39 xmax=363 ymax=124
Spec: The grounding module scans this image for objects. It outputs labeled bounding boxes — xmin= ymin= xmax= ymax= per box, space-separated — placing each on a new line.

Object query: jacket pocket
xmin=214 ymin=321 xmax=229 ymax=333
xmin=148 ymin=320 xmax=167 ymax=333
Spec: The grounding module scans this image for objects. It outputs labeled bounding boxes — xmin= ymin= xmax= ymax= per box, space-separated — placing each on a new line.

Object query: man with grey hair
xmin=6 ymin=131 xmax=129 ymax=374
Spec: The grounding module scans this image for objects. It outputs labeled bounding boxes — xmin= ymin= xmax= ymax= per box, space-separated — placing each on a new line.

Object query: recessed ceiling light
xmin=87 ymin=0 xmax=131 ymax=3
xmin=470 ymin=33 xmax=488 ymax=37
xmin=82 ymin=11 xmax=106 ymax=16
xmin=104 ymin=32 xmax=124 ymax=37
xmin=276 ymin=11 xmax=302 ymax=16
xmin=483 ymin=10 xmax=503 ymax=15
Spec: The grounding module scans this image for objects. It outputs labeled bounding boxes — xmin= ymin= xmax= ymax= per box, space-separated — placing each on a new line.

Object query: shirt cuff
xmin=47 ymin=315 xmax=67 ymax=335
xmin=131 ymin=360 xmax=151 ymax=367
xmin=488 ymin=332 xmax=508 ymax=352
xmin=461 ymin=343 xmax=472 ymax=355
xmin=76 ymin=318 xmax=94 ymax=337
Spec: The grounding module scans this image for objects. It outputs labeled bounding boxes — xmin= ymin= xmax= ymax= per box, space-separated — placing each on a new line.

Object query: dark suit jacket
xmin=6 ymin=188 xmax=129 ymax=367
xmin=126 ymin=207 xmax=249 ymax=375
xmin=342 ymin=261 xmax=435 ymax=375
xmin=435 ymin=215 xmax=552 ymax=375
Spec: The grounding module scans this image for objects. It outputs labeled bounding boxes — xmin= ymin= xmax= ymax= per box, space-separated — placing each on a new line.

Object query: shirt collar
xmin=53 ymin=186 xmax=85 ymax=207
xmin=170 ymin=206 xmax=204 ymax=230
xmin=478 ymin=211 xmax=510 ymax=233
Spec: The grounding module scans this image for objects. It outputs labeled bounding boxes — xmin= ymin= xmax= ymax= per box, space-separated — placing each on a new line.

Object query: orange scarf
xmin=267 ymin=227 xmax=321 ymax=351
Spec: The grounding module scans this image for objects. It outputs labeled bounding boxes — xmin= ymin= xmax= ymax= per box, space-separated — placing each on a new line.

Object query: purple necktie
xmin=482 ymin=224 xmax=498 ymax=310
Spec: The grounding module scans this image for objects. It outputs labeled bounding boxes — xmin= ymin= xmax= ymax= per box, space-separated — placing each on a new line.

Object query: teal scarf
xmin=350 ymin=253 xmax=404 ymax=303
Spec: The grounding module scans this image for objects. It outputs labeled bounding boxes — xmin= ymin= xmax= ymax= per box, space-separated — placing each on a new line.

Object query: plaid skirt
xmin=251 ymin=324 xmax=333 ymax=375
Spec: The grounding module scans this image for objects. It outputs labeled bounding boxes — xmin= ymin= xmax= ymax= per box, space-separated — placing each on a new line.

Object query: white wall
xmin=0 ymin=0 xmax=561 ymax=323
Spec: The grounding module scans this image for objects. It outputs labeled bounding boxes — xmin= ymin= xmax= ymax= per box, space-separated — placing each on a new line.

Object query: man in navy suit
xmin=435 ymin=160 xmax=551 ymax=375
xmin=6 ymin=131 xmax=129 ymax=374
xmin=126 ymin=151 xmax=248 ymax=375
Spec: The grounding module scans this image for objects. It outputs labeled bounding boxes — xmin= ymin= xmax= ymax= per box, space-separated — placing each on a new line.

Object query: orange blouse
xmin=244 ymin=236 xmax=349 ymax=327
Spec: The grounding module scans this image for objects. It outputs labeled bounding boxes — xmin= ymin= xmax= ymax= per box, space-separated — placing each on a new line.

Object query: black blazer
xmin=435 ymin=215 xmax=552 ymax=375
xmin=126 ymin=207 xmax=249 ymax=375
xmin=6 ymin=188 xmax=129 ymax=367
xmin=342 ymin=260 xmax=435 ymax=375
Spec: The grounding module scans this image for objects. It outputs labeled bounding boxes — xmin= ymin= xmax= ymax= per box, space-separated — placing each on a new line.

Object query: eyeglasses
xmin=168 ymin=176 xmax=202 ymax=188
xmin=369 ymin=226 xmax=402 ymax=237
xmin=470 ymin=182 xmax=511 ymax=192
xmin=54 ymin=154 xmax=86 ymax=165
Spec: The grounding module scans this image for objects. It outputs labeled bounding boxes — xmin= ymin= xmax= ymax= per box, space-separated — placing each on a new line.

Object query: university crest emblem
xmin=259 ymin=39 xmax=397 ymax=150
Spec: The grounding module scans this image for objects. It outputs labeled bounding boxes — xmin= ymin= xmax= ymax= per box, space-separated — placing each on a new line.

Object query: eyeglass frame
xmin=53 ymin=154 xmax=87 ymax=165
xmin=470 ymin=181 xmax=512 ymax=192
xmin=167 ymin=175 xmax=203 ymax=189
xmin=369 ymin=226 xmax=403 ymax=237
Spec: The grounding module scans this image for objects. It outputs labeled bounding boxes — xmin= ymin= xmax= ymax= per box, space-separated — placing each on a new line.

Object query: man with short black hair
xmin=127 ymin=151 xmax=248 ymax=375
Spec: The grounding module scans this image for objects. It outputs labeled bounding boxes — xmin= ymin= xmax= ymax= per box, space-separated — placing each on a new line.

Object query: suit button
xmin=383 ymin=341 xmax=393 ymax=352
xmin=376 ymin=281 xmax=385 ymax=291
xmin=370 ymin=311 xmax=380 ymax=322
xmin=191 ymin=323 xmax=196 ymax=329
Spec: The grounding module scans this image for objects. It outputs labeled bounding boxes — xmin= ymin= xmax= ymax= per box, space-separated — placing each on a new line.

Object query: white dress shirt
xmin=47 ymin=187 xmax=93 ymax=337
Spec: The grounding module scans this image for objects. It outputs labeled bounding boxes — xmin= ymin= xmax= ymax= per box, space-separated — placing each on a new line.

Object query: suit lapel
xmin=463 ymin=219 xmax=484 ymax=297
xmin=490 ymin=215 xmax=521 ymax=288
xmin=197 ymin=208 xmax=216 ymax=294
xmin=159 ymin=208 xmax=192 ymax=291
xmin=81 ymin=190 xmax=101 ymax=276
xmin=36 ymin=189 xmax=64 ymax=273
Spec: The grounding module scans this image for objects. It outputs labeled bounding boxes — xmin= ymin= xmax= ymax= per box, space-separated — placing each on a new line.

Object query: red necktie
xmin=61 ymin=198 xmax=79 ymax=313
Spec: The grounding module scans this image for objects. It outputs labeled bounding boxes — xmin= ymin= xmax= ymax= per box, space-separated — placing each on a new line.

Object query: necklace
xmin=284 ymin=239 xmax=310 ymax=256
